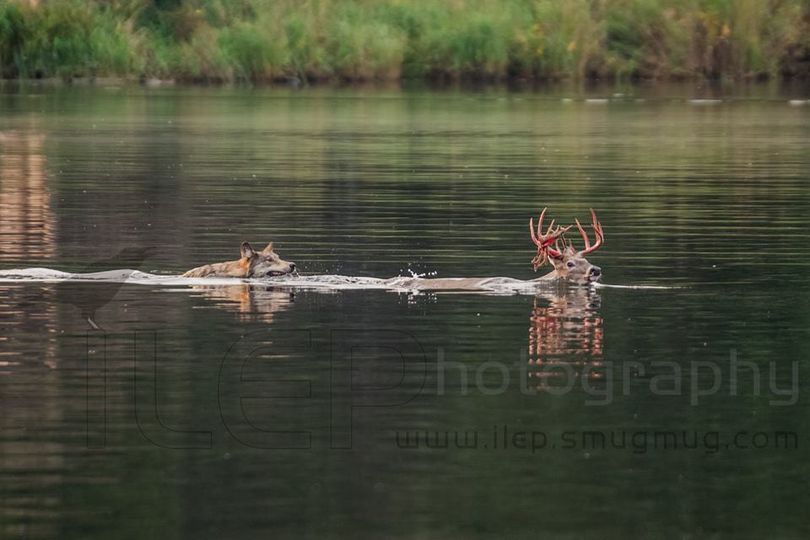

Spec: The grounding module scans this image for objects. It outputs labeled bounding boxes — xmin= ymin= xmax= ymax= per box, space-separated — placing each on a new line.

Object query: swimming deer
xmin=388 ymin=208 xmax=604 ymax=291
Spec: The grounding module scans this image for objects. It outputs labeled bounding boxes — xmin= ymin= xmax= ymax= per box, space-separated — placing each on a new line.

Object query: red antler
xmin=529 ymin=207 xmax=570 ymax=269
xmin=574 ymin=209 xmax=604 ymax=256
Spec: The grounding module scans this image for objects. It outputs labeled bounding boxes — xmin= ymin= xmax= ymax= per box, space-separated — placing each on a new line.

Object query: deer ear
xmin=240 ymin=242 xmax=257 ymax=259
xmin=262 ymin=242 xmax=274 ymax=254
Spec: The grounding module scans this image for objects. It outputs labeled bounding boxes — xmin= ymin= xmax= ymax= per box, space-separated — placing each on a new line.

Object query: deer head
xmin=530 ymin=208 xmax=604 ymax=283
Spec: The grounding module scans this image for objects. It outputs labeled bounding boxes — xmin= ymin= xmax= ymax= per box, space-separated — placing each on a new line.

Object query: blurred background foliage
xmin=1 ymin=0 xmax=809 ymax=82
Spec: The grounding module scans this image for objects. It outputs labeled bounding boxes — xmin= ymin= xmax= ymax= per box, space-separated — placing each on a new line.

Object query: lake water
xmin=1 ymin=83 xmax=808 ymax=538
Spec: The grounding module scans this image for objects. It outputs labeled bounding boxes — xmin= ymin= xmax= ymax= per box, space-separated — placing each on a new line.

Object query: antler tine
xmin=536 ymin=211 xmax=545 ymax=240
xmin=529 ymin=207 xmax=548 ymax=248
xmin=544 ymin=218 xmax=556 ymax=237
xmin=550 ymin=224 xmax=571 ymax=249
xmin=591 ymin=208 xmax=605 ymax=241
xmin=535 ymin=251 xmax=547 ymax=268
xmin=574 ymin=217 xmax=590 ymax=251
xmin=530 ymin=207 xmax=574 ymax=269
xmin=575 ymin=208 xmax=604 ymax=256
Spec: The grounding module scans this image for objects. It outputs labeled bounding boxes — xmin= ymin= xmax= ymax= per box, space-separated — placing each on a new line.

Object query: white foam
xmin=689 ymin=99 xmax=722 ymax=105
xmin=0 ymin=268 xmax=679 ymax=294
xmin=594 ymin=282 xmax=678 ymax=290
xmin=0 ymin=268 xmax=398 ymax=288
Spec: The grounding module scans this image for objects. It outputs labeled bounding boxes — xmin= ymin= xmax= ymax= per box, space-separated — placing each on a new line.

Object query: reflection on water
xmin=0 ymin=132 xmax=62 ymax=538
xmin=0 ymin=130 xmax=60 ymax=369
xmin=0 ymin=131 xmax=54 ymax=263
xmin=527 ymin=287 xmax=603 ymax=382
xmin=0 ymin=85 xmax=809 ymax=538
xmin=54 ymin=247 xmax=155 ymax=329
xmin=189 ymin=284 xmax=294 ymax=323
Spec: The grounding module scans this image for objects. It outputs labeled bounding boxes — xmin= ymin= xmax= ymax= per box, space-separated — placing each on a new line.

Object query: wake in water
xmin=0 ymin=268 xmax=676 ymax=293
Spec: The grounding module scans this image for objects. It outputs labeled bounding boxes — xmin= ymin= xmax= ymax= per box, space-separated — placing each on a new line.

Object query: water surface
xmin=1 ymin=84 xmax=809 ymax=538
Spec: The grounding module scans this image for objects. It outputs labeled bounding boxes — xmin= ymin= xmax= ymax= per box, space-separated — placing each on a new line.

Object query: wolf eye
xmin=566 ymin=261 xmax=576 ymax=269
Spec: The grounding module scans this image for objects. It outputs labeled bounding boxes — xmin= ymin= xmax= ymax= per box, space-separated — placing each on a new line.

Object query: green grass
xmin=1 ymin=0 xmax=809 ymax=82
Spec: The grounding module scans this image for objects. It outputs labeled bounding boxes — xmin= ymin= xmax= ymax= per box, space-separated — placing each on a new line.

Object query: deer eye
xmin=566 ymin=261 xmax=576 ymax=269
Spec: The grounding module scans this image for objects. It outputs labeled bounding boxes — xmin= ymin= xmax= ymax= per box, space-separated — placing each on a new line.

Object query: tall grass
xmin=1 ymin=0 xmax=809 ymax=82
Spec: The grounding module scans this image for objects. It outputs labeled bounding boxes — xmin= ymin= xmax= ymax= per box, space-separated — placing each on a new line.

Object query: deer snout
xmin=589 ymin=265 xmax=602 ymax=280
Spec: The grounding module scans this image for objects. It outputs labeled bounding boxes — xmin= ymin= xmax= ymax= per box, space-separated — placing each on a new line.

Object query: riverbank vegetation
xmin=1 ymin=0 xmax=809 ymax=83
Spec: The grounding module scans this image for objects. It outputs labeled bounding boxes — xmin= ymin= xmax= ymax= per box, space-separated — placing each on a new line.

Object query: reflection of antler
xmin=527 ymin=289 xmax=604 ymax=383
xmin=529 ymin=207 xmax=571 ymax=270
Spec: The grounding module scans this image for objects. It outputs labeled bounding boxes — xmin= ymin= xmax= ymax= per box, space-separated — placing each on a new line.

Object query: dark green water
xmin=1 ymin=84 xmax=809 ymax=538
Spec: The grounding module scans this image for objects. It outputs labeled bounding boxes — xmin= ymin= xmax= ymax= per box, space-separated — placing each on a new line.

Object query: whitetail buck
xmin=528 ymin=207 xmax=604 ymax=283
xmin=389 ymin=208 xmax=604 ymax=291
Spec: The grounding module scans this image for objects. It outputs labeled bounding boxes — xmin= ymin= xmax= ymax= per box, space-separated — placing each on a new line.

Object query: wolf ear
xmin=240 ymin=242 xmax=257 ymax=259
xmin=262 ymin=242 xmax=274 ymax=254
